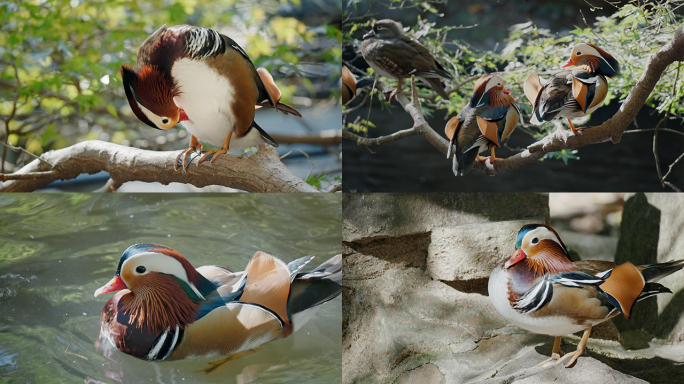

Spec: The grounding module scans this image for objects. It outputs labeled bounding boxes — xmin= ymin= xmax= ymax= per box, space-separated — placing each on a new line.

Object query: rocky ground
xmin=343 ymin=193 xmax=684 ymax=384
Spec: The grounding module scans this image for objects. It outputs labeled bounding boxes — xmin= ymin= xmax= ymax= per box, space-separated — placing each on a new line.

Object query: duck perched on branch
xmin=361 ymin=19 xmax=453 ymax=102
xmin=525 ymin=43 xmax=620 ymax=131
xmin=445 ymin=74 xmax=521 ymax=176
xmin=121 ymin=25 xmax=301 ymax=170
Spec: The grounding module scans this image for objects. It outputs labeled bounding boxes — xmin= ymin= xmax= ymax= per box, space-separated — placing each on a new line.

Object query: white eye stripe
xmin=122 ymin=252 xmax=205 ymax=300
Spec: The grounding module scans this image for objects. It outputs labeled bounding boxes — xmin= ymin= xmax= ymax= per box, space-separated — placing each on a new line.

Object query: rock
xmin=557 ymin=230 xmax=618 ymax=262
xmin=472 ymin=348 xmax=648 ymax=384
xmin=641 ymin=193 xmax=684 ymax=343
xmin=427 ymin=220 xmax=541 ymax=283
xmin=394 ymin=363 xmax=444 ymax=384
xmin=343 ymin=193 xmax=549 ymax=244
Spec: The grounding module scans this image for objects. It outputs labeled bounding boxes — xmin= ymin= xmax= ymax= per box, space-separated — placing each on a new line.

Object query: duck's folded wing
xmin=240 ymin=251 xmax=292 ymax=325
xmin=196 ymin=265 xmax=246 ymax=301
xmin=170 ymin=302 xmax=283 ymax=359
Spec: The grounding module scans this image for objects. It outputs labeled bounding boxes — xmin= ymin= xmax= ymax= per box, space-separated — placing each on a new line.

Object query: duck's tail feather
xmin=288 ymin=254 xmax=341 ymax=331
xmin=639 ymin=259 xmax=684 ymax=283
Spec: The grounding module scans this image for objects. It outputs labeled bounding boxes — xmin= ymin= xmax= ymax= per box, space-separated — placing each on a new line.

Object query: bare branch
xmin=342 ymin=128 xmax=417 ymax=145
xmin=0 ymin=140 xmax=319 ymax=193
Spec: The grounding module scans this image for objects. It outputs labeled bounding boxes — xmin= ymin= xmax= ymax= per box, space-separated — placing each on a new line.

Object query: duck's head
xmin=471 ymin=74 xmax=511 ymax=108
xmin=121 ymin=65 xmax=188 ymax=130
xmin=562 ymin=43 xmax=620 ymax=77
xmin=363 ymin=19 xmax=404 ymax=40
xmin=94 ymin=243 xmax=208 ymax=301
xmin=504 ymin=224 xmax=574 ymax=275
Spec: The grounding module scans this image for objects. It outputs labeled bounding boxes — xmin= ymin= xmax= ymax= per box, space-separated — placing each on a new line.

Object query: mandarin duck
xmin=524 ymin=43 xmax=619 ymax=131
xmin=121 ymin=25 xmax=302 ymax=170
xmin=361 ymin=19 xmax=453 ymax=101
xmin=94 ymin=243 xmax=341 ymax=363
xmin=444 ymin=74 xmax=521 ymax=176
xmin=489 ymin=224 xmax=684 ymax=368
xmin=342 ymin=65 xmax=373 ymax=105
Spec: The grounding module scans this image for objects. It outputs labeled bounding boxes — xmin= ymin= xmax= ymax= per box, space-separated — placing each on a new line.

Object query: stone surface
xmin=427 ymin=220 xmax=540 ymax=282
xmin=643 ymin=193 xmax=684 ymax=343
xmin=472 ymin=349 xmax=648 ymax=384
xmin=343 ymin=193 xmax=549 ymax=244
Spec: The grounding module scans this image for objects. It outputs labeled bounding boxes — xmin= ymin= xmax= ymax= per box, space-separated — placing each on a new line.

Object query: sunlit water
xmin=0 ymin=194 xmax=342 ymax=384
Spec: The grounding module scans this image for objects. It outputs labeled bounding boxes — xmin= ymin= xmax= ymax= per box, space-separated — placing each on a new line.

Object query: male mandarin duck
xmin=121 ymin=25 xmax=302 ymax=170
xmin=444 ymin=74 xmax=521 ymax=176
xmin=524 ymin=43 xmax=619 ymax=131
xmin=342 ymin=65 xmax=373 ymax=105
xmin=489 ymin=224 xmax=684 ymax=368
xmin=94 ymin=243 xmax=341 ymax=362
xmin=361 ymin=19 xmax=453 ymax=101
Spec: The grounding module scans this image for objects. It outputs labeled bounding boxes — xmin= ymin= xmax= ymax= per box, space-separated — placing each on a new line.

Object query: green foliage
xmin=305 ymin=173 xmax=341 ymax=189
xmin=0 ymin=0 xmax=340 ymax=170
xmin=346 ymin=118 xmax=375 ymax=134
xmin=344 ymin=0 xmax=684 ymax=164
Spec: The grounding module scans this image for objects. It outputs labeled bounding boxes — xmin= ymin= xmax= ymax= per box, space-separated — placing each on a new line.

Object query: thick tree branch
xmin=344 ymin=25 xmax=684 ymax=177
xmin=0 ymin=140 xmax=319 ymax=192
xmin=270 ymin=130 xmax=341 ymax=145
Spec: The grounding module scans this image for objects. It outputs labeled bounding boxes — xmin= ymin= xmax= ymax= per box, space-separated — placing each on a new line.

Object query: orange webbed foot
xmin=197 ymin=149 xmax=229 ymax=165
xmin=199 ymin=346 xmax=264 ymax=374
xmin=174 ymin=135 xmax=202 ymax=171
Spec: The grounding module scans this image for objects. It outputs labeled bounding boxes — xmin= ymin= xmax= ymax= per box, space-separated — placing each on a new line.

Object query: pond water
xmin=0 ymin=193 xmax=342 ymax=384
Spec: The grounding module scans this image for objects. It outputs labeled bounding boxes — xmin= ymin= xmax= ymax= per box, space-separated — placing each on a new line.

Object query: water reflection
xmin=0 ymin=194 xmax=342 ymax=383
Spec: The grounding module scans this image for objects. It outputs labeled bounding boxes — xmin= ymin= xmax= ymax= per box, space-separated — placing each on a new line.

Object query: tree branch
xmin=0 ymin=140 xmax=319 ymax=192
xmin=344 ymin=25 xmax=684 ymax=177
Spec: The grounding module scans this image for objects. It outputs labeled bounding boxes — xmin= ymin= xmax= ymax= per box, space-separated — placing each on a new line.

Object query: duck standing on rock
xmin=445 ymin=74 xmax=521 ymax=176
xmin=489 ymin=224 xmax=683 ymax=368
xmin=121 ymin=25 xmax=302 ymax=170
xmin=94 ymin=243 xmax=341 ymax=366
xmin=361 ymin=19 xmax=453 ymax=102
xmin=524 ymin=43 xmax=619 ymax=131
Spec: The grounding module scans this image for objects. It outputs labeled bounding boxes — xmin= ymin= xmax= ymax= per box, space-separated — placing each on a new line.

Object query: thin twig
xmin=0 ymin=141 xmax=56 ymax=167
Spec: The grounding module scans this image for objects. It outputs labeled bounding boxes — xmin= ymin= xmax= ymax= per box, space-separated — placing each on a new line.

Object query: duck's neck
xmin=122 ymin=274 xmax=199 ymax=335
xmin=488 ymin=89 xmax=516 ymax=108
xmin=576 ymin=56 xmax=601 ymax=74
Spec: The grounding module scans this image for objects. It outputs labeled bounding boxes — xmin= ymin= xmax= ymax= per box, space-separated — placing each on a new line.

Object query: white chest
xmin=171 ymin=59 xmax=237 ymax=147
xmin=488 ymin=267 xmax=589 ymax=336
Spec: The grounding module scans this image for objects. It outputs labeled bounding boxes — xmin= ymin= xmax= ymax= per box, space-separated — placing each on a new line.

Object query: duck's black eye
xmin=577 ymin=52 xmax=582 ymax=56
xmin=135 ymin=266 xmax=146 ymax=274
xmin=531 ymin=237 xmax=539 ymax=244
xmin=161 ymin=118 xmax=169 ymax=124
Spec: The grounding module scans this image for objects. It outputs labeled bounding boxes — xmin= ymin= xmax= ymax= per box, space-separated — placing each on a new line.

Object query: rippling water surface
xmin=0 ymin=194 xmax=342 ymax=384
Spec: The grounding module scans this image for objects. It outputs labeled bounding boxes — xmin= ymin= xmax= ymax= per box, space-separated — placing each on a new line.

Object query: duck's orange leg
xmin=555 ymin=325 xmax=591 ymax=368
xmin=199 ymin=346 xmax=264 ymax=374
xmin=384 ymin=78 xmax=404 ymax=103
xmin=174 ymin=135 xmax=202 ymax=171
xmin=536 ymin=336 xmax=564 ymax=366
xmin=197 ymin=131 xmax=233 ymax=165
xmin=567 ymin=118 xmax=581 ymax=132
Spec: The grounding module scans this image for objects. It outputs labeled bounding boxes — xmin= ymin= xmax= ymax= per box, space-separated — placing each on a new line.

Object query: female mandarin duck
xmin=361 ymin=19 xmax=453 ymax=101
xmin=444 ymin=74 xmax=521 ymax=176
xmin=489 ymin=224 xmax=683 ymax=368
xmin=524 ymin=43 xmax=619 ymax=131
xmin=121 ymin=25 xmax=302 ymax=170
xmin=94 ymin=243 xmax=341 ymax=362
